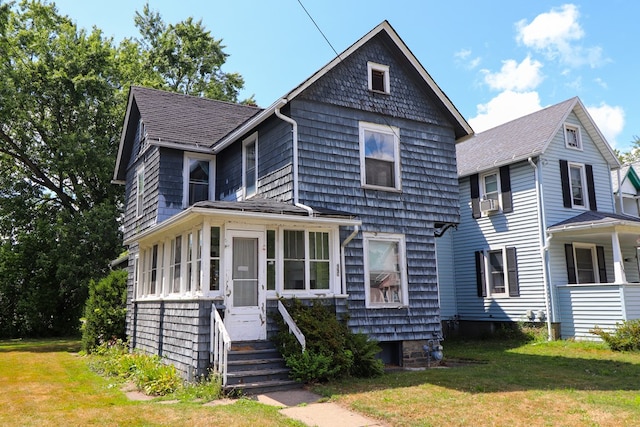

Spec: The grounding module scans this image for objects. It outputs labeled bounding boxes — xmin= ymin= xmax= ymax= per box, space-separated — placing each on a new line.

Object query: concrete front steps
xmin=223 ymin=340 xmax=302 ymax=395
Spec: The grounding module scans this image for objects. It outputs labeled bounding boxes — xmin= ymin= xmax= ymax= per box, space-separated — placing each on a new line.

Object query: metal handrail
xmin=210 ymin=307 xmax=231 ymax=386
xmin=278 ymin=300 xmax=306 ymax=352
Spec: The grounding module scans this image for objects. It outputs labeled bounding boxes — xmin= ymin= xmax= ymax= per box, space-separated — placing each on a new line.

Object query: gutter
xmin=274 ymin=99 xmax=314 ymax=216
xmin=528 ymin=157 xmax=554 ymax=340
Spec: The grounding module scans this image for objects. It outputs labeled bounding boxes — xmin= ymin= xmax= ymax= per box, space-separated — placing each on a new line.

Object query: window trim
xmin=359 ymin=121 xmax=401 ymax=191
xmin=367 ymin=61 xmax=390 ymax=94
xmin=183 ymin=153 xmax=215 ymax=207
xmin=476 ymin=246 xmax=519 ymax=298
xmin=568 ymin=162 xmax=587 ymax=209
xmin=363 ymin=232 xmax=408 ymax=308
xmin=564 ymin=124 xmax=582 ymax=150
xmin=242 ymin=132 xmax=258 ymax=199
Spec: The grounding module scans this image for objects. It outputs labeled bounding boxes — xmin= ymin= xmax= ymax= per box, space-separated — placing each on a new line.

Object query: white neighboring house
xmin=612 ymin=162 xmax=640 ymax=217
xmin=437 ymin=97 xmax=640 ymax=340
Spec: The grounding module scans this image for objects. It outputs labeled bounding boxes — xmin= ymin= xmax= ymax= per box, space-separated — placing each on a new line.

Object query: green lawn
xmin=2 ymin=337 xmax=639 ymax=426
xmin=0 ymin=338 xmax=302 ymax=427
xmin=314 ymin=338 xmax=640 ymax=426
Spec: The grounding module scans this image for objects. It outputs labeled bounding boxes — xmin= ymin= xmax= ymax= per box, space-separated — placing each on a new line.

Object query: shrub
xmin=272 ymin=299 xmax=382 ymax=383
xmin=591 ymin=319 xmax=640 ymax=351
xmin=81 ymin=269 xmax=127 ymax=352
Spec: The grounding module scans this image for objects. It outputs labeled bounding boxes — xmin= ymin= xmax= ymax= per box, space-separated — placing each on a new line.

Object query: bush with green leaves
xmin=591 ymin=319 xmax=640 ymax=351
xmin=272 ymin=299 xmax=383 ymax=383
xmin=81 ymin=269 xmax=127 ymax=352
xmin=90 ymin=340 xmax=221 ymax=398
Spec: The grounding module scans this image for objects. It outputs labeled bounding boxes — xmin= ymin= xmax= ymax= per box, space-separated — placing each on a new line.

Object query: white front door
xmin=224 ymin=229 xmax=266 ymax=341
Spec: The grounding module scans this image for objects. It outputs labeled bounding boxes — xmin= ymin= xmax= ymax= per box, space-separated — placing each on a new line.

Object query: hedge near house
xmin=81 ymin=269 xmax=127 ymax=352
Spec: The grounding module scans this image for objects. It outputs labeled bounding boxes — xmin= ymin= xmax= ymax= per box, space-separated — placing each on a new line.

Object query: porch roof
xmin=127 ymin=199 xmax=360 ymax=245
xmin=193 ymin=199 xmax=357 ymax=219
xmin=548 ymin=211 xmax=640 ymax=234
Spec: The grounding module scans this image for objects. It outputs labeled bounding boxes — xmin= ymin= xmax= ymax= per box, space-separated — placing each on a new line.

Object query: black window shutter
xmin=586 ymin=164 xmax=597 ymax=211
xmin=596 ymin=246 xmax=607 ymax=283
xmin=506 ymin=247 xmax=520 ymax=297
xmin=559 ymin=160 xmax=572 ymax=208
xmin=470 ymin=174 xmax=481 ymax=219
xmin=565 ymin=244 xmax=577 ymax=284
xmin=475 ymin=251 xmax=487 ymax=297
xmin=500 ymin=165 xmax=513 ymax=213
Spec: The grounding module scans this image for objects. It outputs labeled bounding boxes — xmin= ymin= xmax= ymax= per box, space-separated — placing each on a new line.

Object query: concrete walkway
xmin=256 ymin=389 xmax=385 ymax=427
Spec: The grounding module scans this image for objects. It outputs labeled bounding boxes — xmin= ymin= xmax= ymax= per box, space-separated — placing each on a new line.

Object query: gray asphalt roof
xmin=131 ymin=86 xmax=262 ymax=148
xmin=548 ymin=210 xmax=640 ymax=230
xmin=456 ymin=97 xmax=577 ymax=177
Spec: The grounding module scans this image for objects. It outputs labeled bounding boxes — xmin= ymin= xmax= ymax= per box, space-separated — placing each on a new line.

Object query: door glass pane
xmin=233 ymin=237 xmax=258 ymax=306
xmin=575 ymin=247 xmax=595 ymax=283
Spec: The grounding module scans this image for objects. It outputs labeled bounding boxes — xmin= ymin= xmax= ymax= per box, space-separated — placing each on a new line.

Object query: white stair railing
xmin=278 ymin=300 xmax=306 ymax=352
xmin=210 ymin=307 xmax=231 ymax=386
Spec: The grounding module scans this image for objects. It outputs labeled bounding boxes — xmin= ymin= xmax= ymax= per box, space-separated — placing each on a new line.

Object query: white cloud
xmin=469 ymin=91 xmax=543 ymax=133
xmin=455 ymin=48 xmax=481 ymax=69
xmin=586 ymin=103 xmax=625 ymax=148
xmin=515 ymin=4 xmax=606 ymax=68
xmin=482 ymin=56 xmax=543 ymax=91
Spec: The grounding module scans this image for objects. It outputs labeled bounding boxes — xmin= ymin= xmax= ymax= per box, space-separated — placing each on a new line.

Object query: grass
xmin=0 ymin=338 xmax=303 ymax=427
xmin=2 ymin=336 xmax=639 ymax=426
xmin=313 ymin=337 xmax=640 ymax=427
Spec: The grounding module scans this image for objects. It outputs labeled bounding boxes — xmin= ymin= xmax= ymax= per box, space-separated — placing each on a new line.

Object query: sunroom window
xmin=283 ymin=230 xmax=331 ymax=291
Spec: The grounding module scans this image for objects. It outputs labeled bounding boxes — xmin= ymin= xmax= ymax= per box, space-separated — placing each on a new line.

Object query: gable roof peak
xmin=457 ymin=96 xmax=619 ymax=177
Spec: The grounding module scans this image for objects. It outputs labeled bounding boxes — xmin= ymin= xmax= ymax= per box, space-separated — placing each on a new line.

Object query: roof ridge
xmin=131 ymin=85 xmax=262 ymax=111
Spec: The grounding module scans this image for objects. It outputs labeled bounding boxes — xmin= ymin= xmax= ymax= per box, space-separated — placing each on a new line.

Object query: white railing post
xmin=278 ymin=300 xmax=306 ymax=352
xmin=210 ymin=307 xmax=231 ymax=387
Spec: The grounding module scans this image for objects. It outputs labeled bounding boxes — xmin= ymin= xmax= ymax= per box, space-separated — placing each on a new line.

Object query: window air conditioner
xmin=480 ymin=198 xmax=498 ymax=212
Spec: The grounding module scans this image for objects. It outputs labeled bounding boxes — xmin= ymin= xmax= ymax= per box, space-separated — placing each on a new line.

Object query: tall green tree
xmin=0 ymin=0 xmax=249 ymax=337
xmin=0 ymin=0 xmax=124 ymax=336
xmin=134 ymin=2 xmax=245 ymax=101
xmin=616 ymin=136 xmax=640 ymax=164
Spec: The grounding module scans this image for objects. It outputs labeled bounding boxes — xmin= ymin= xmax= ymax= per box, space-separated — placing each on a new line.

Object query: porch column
xmin=611 ymin=231 xmax=626 ymax=283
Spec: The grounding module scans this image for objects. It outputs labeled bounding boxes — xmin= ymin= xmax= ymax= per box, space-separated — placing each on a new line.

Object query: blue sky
xmin=53 ymin=0 xmax=639 ymax=151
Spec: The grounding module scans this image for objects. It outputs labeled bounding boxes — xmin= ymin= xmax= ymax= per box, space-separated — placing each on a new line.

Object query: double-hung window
xmin=565 ymin=243 xmax=607 ymax=284
xmin=243 ymin=133 xmax=257 ymax=199
xmin=170 ymin=235 xmax=182 ymax=294
xmin=364 ymin=233 xmax=407 ymax=307
xmin=476 ymin=247 xmax=519 ymax=297
xmin=360 ymin=122 xmax=400 ymax=190
xmin=283 ymin=229 xmax=331 ymax=291
xmin=183 ymin=154 xmax=214 ymax=207
xmin=569 ymin=162 xmax=586 ymax=208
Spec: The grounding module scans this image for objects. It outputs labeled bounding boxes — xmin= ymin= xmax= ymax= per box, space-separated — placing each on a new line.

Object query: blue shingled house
xmin=113 ymin=21 xmax=472 ymax=389
xmin=437 ymin=97 xmax=640 ymax=341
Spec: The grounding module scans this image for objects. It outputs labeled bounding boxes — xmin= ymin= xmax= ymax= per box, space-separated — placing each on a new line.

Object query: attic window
xmin=564 ymin=124 xmax=582 ymax=150
xmin=367 ymin=62 xmax=390 ymax=94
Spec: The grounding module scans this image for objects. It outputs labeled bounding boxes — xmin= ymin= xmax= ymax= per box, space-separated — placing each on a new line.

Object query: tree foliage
xmin=616 ymin=135 xmax=640 ymax=164
xmin=134 ymin=2 xmax=245 ymax=101
xmin=0 ymin=0 xmax=247 ymax=337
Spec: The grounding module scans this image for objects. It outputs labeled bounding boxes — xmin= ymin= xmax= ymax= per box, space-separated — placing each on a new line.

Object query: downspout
xmin=340 ymin=226 xmax=360 ymax=295
xmin=528 ymin=157 xmax=554 ymax=341
xmin=274 ymin=99 xmax=313 ymax=216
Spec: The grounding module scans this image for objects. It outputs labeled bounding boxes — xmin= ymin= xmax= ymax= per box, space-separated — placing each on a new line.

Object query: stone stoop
xmin=223 ymin=340 xmax=302 ymax=395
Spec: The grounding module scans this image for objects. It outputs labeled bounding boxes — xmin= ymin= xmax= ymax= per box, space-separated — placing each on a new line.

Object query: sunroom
xmin=130 ymin=199 xmax=360 ymax=342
